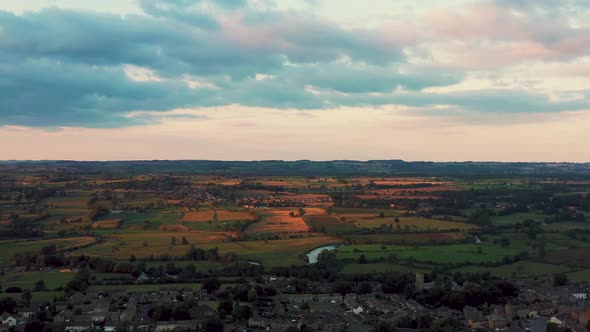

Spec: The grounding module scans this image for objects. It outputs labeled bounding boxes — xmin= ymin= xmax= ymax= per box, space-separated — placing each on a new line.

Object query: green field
xmin=0 ymin=237 xmax=96 ymax=265
xmin=1 ymin=271 xmax=75 ymax=290
xmin=2 ymin=291 xmax=64 ymax=303
xmin=344 ymin=232 xmax=468 ymax=244
xmin=89 ymin=283 xmax=203 ymax=292
xmin=72 ymin=230 xmax=228 ymax=259
xmin=306 ymin=215 xmax=359 ymax=234
xmin=107 ymin=208 xmax=184 ymax=229
xmin=342 ymin=263 xmax=428 ymax=274
xmin=143 ymin=261 xmax=223 ymax=272
xmin=336 ymin=241 xmax=540 ymax=265
xmin=453 ymin=261 xmax=572 ymax=278
xmin=353 ymin=216 xmax=478 ymax=231
xmin=491 ymin=212 xmax=548 ymax=226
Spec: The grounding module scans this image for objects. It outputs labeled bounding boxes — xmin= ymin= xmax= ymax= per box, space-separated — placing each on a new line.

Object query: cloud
xmin=423 ymin=1 xmax=590 ymax=67
xmin=0 ymin=0 xmax=589 ymax=129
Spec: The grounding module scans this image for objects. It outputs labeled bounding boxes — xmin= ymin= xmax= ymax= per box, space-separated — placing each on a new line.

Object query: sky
xmin=1 ymin=0 xmax=590 ymax=162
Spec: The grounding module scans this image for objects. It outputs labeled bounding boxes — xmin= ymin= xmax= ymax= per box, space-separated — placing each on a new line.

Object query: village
xmin=2 ymin=271 xmax=590 ymax=332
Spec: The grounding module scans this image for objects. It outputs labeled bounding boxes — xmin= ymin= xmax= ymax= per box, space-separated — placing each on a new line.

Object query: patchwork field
xmin=92 ymin=219 xmax=121 ymax=229
xmin=246 ymin=209 xmax=309 ymax=234
xmin=72 ymin=231 xmax=229 ymax=259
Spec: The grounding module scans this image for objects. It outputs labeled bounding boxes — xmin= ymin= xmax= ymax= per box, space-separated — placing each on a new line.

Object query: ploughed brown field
xmin=181 ymin=210 xmax=215 ymax=222
xmin=91 ymin=219 xmax=121 ymax=229
xmin=246 ymin=209 xmax=309 ymax=234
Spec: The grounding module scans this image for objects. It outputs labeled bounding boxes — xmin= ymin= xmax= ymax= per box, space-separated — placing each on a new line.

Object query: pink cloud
xmin=423 ymin=3 xmax=590 ymax=68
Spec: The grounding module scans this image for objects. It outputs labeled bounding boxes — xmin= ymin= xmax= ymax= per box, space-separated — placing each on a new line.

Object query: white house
xmin=0 ymin=312 xmax=17 ymax=327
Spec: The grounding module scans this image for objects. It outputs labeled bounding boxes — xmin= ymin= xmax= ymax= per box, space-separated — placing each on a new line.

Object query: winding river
xmin=306 ymin=244 xmax=339 ymax=264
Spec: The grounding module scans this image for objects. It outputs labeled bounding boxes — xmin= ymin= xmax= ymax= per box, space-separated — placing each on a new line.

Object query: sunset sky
xmin=1 ymin=0 xmax=590 ymax=161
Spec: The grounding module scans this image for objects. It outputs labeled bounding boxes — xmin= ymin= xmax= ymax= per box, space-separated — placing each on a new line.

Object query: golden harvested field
xmin=181 ymin=210 xmax=258 ymax=223
xmin=181 ymin=210 xmax=215 ymax=222
xmin=246 ymin=209 xmax=309 ymax=234
xmin=215 ymin=210 xmax=258 ymax=221
xmin=91 ymin=219 xmax=121 ymax=229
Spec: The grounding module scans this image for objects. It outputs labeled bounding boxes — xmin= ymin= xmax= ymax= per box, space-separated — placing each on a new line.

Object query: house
xmin=316 ymin=293 xmax=343 ymax=303
xmin=175 ymin=320 xmax=201 ymax=331
xmin=54 ymin=310 xmax=73 ymax=324
xmin=353 ymin=306 xmax=364 ymax=315
xmin=0 ymin=312 xmax=17 ymax=327
xmin=288 ymin=294 xmax=314 ymax=303
xmin=463 ymin=306 xmax=483 ymax=328
xmin=17 ymin=307 xmax=40 ymax=319
xmin=156 ymin=321 xmax=178 ymax=332
xmin=65 ymin=321 xmax=94 ymax=332
xmin=69 ymin=292 xmax=87 ymax=306
xmin=486 ymin=311 xmax=507 ymax=330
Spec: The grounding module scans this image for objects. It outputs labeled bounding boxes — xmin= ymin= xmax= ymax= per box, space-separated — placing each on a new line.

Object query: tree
xmin=553 ymin=273 xmax=569 ymax=287
xmin=358 ymin=254 xmax=368 ymax=264
xmin=181 ymin=237 xmax=189 ymax=245
xmin=247 ymin=288 xmax=258 ymax=302
xmin=0 ymin=297 xmax=17 ymax=314
xmin=373 ymin=321 xmax=395 ymax=332
xmin=129 ymin=255 xmax=136 ymax=263
xmin=356 ymin=281 xmax=372 ymax=295
xmin=170 ymin=237 xmax=177 ymax=246
xmin=33 ymin=280 xmax=48 ymax=292
xmin=22 ymin=289 xmax=32 ymax=306
xmin=546 ymin=322 xmax=560 ymax=332
xmin=24 ymin=319 xmax=44 ymax=332
xmin=202 ymin=277 xmax=221 ymax=294
xmin=115 ymin=322 xmax=130 ymax=332
xmin=203 ymin=317 xmax=224 ymax=332
xmin=378 ymin=212 xmax=385 ymax=218
xmin=332 ymin=279 xmax=352 ymax=296
xmin=232 ymin=304 xmax=253 ymax=321
xmin=217 ymin=300 xmax=234 ymax=319
xmin=500 ymin=237 xmax=510 ymax=247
